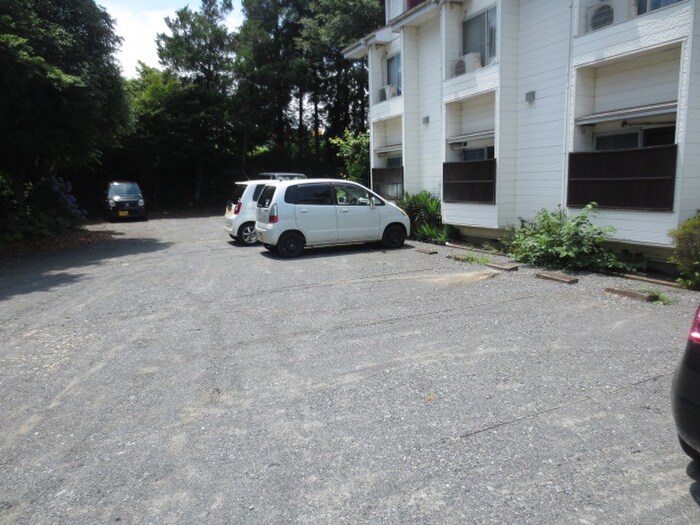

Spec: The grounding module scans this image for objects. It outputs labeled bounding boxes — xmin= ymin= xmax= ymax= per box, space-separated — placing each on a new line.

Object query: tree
xmin=0 ymin=0 xmax=127 ymax=237
xmin=298 ymin=0 xmax=383 ymax=137
xmin=155 ymin=0 xmax=237 ymax=205
xmin=157 ymin=0 xmax=235 ymax=93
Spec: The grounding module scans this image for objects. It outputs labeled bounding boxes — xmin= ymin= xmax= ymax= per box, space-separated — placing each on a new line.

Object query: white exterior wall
xmin=417 ymin=18 xmax=443 ymax=195
xmin=496 ymin=0 xmax=519 ymax=227
xmin=402 ymin=27 xmax=421 ymax=194
xmin=364 ymin=0 xmax=698 ymax=249
xmin=593 ymin=47 xmax=681 ymax=112
xmin=566 ymin=1 xmax=691 ymax=246
xmin=679 ymin=1 xmax=700 ymax=224
xmin=514 ymin=0 xmax=572 ymax=219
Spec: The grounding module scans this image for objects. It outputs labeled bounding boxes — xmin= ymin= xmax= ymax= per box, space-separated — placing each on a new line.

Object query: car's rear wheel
xmin=679 ymin=436 xmax=700 ymax=462
xmin=277 ymin=232 xmax=305 ymax=257
xmin=382 ymin=224 xmax=406 ymax=249
xmin=237 ymin=222 xmax=257 ymax=245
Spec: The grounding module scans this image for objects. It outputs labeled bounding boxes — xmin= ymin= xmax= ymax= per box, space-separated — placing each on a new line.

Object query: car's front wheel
xmin=382 ymin=224 xmax=406 ymax=249
xmin=237 ymin=222 xmax=257 ymax=245
xmin=277 ymin=232 xmax=305 ymax=258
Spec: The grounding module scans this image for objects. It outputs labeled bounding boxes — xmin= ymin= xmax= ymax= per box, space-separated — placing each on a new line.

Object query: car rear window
xmin=251 ymin=184 xmax=266 ymax=201
xmin=257 ymin=185 xmax=277 ymax=208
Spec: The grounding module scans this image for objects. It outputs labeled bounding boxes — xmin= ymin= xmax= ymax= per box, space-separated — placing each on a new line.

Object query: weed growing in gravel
xmin=641 ymin=288 xmax=675 ymax=305
xmin=452 ymin=252 xmax=490 ymax=265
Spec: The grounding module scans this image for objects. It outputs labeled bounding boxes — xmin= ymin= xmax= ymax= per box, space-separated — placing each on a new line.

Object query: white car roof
xmin=235 ymin=179 xmax=281 ymax=186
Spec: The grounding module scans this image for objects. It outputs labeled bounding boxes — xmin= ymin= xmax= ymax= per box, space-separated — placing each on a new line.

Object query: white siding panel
xmin=418 ymin=18 xmax=443 ymax=194
xmin=514 ymin=0 xmax=572 ymax=220
xmin=594 ymin=47 xmax=681 ymax=112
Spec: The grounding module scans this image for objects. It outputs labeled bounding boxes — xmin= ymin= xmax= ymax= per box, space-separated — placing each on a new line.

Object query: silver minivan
xmin=255 ymin=179 xmax=410 ymax=257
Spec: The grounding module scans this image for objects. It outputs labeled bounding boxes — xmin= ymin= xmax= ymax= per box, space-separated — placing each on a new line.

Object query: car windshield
xmin=109 ymin=183 xmax=141 ymax=197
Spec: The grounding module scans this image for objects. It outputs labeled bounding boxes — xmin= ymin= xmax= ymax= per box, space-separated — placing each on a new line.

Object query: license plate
xmin=118 ymin=211 xmax=129 ymax=217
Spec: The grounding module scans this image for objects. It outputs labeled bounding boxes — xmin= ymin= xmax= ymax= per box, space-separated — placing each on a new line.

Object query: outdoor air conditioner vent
xmin=454 ymin=52 xmax=481 ymax=77
xmin=587 ymin=0 xmax=632 ymax=32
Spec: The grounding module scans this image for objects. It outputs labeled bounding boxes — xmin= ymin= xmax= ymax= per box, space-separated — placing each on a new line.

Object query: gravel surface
xmin=1 ymin=215 xmax=699 ymax=524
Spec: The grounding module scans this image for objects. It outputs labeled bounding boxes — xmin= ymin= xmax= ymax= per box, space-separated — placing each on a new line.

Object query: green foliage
xmin=640 ymin=288 xmax=675 ymax=305
xmin=0 ymin=0 xmax=126 ymax=230
xmin=414 ymin=223 xmax=453 ymax=244
xmin=397 ymin=191 xmax=458 ymax=244
xmin=669 ymin=212 xmax=700 ymax=289
xmin=0 ymin=174 xmax=82 ymax=243
xmin=398 ymin=191 xmax=442 ymax=229
xmin=330 ymin=130 xmax=369 ymax=185
xmin=157 ymin=0 xmax=235 ymax=92
xmin=506 ymin=203 xmax=626 ymax=272
xmin=452 ymin=252 xmax=490 ymax=265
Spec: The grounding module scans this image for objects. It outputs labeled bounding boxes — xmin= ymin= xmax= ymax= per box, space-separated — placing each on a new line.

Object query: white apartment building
xmin=344 ymin=0 xmax=700 ymax=256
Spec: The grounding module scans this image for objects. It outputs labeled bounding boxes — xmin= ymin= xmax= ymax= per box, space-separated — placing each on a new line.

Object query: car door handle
xmin=340 ymin=209 xmax=350 ymax=214
xmin=299 ymin=209 xmax=309 ymax=214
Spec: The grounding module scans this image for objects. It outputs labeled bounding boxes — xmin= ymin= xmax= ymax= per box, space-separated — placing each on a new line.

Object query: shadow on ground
xmin=0 ymin=232 xmax=172 ymax=301
xmin=257 ymin=242 xmax=415 ymax=261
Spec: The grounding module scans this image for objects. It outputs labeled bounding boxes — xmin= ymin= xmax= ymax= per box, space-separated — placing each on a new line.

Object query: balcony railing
xmin=567 ymin=145 xmax=677 ymax=210
xmin=372 ymin=167 xmax=404 ymax=201
xmin=443 ymin=160 xmax=496 ymax=204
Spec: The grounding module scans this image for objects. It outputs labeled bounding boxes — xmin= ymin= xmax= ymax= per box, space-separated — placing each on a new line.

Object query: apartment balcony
xmin=567 ymin=145 xmax=676 ymax=211
xmin=388 ymin=0 xmax=424 ymax=22
xmin=372 ymin=167 xmax=404 ymax=201
xmin=443 ymin=160 xmax=496 ymax=204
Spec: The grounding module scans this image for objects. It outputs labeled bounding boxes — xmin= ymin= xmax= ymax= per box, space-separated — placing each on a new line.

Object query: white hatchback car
xmin=255 ymin=179 xmax=410 ymax=257
xmin=224 ymin=180 xmax=277 ymax=244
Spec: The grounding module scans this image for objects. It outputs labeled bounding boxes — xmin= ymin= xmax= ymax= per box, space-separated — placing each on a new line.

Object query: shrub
xmin=397 ymin=191 xmax=442 ymax=229
xmin=0 ymin=174 xmax=84 ymax=244
xmin=669 ymin=213 xmax=700 ymax=289
xmin=397 ymin=191 xmax=458 ymax=244
xmin=507 ymin=203 xmax=626 ymax=272
xmin=415 ymin=223 xmax=452 ymax=244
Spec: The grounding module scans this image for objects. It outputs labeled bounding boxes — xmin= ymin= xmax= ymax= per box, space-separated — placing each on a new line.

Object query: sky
xmin=99 ymin=0 xmax=244 ymax=78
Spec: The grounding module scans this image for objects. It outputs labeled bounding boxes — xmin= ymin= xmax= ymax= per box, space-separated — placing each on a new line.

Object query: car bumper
xmin=255 ymin=224 xmax=281 ymax=245
xmin=109 ymin=207 xmax=146 ymax=219
xmin=224 ymin=215 xmax=238 ymax=234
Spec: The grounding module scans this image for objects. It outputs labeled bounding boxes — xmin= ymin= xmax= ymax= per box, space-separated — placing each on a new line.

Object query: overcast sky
xmin=100 ymin=0 xmax=244 ymax=78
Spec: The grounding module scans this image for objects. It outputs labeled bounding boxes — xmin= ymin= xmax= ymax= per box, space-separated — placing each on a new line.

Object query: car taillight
xmin=269 ymin=203 xmax=279 ymax=224
xmin=234 ymin=200 xmax=242 ymax=215
xmin=689 ymin=306 xmax=700 ymax=344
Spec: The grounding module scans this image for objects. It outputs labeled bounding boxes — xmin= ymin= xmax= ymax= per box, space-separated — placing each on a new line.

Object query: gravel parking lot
xmin=1 ymin=215 xmax=699 ymax=524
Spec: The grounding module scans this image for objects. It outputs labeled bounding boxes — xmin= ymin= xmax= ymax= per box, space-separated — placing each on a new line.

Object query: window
xmin=257 ymin=185 xmax=277 ymax=208
xmin=461 ymin=146 xmax=495 ymax=162
xmin=462 ymin=7 xmax=497 ymax=68
xmin=293 ymin=184 xmax=334 ymax=205
xmin=335 ymin=184 xmax=372 ymax=206
xmin=595 ymin=132 xmax=639 ymax=151
xmin=637 ymin=0 xmax=683 ymax=15
xmin=387 ymin=54 xmax=402 ymax=95
xmin=594 ymin=127 xmax=675 ymax=151
xmin=386 ymin=156 xmax=402 ymax=168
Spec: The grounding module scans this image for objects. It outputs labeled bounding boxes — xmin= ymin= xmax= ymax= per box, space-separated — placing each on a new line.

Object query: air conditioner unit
xmin=454 ymin=52 xmax=482 ymax=77
xmin=383 ymin=84 xmax=399 ymax=99
xmin=587 ymin=0 xmax=632 ymax=32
